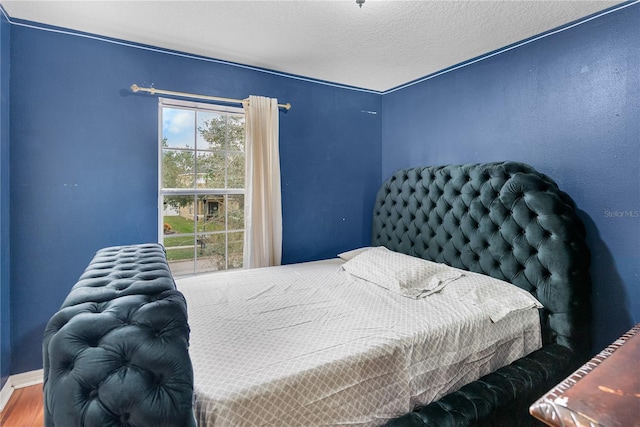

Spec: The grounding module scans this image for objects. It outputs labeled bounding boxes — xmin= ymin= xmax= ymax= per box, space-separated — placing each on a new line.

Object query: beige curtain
xmin=243 ymin=95 xmax=282 ymax=268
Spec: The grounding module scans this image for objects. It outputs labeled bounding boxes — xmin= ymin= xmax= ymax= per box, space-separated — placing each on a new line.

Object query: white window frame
xmin=158 ymin=98 xmax=245 ymax=275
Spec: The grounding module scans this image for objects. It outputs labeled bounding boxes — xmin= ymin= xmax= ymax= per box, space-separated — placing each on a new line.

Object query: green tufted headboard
xmin=372 ymin=161 xmax=591 ymax=359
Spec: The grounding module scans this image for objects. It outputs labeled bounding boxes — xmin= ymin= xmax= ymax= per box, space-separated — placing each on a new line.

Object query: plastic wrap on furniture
xmin=43 ymin=244 xmax=196 ymax=427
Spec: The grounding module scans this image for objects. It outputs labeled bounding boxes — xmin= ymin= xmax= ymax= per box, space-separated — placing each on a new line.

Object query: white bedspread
xmin=177 ymin=259 xmax=542 ymax=427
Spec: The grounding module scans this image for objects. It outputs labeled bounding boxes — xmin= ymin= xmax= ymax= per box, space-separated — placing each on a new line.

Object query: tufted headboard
xmin=372 ymin=161 xmax=591 ymax=358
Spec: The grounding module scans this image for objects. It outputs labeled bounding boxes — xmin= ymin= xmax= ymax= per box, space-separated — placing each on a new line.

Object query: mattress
xmin=176 ymin=258 xmax=542 ymax=427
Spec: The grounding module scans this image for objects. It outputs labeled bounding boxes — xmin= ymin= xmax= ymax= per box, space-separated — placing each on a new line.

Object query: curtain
xmin=243 ymin=95 xmax=282 ymax=268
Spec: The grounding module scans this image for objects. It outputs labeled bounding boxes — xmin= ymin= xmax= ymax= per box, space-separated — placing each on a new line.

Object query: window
xmin=159 ymin=99 xmax=245 ymax=276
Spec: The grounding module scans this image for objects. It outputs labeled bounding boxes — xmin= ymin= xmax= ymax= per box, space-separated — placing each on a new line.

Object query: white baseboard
xmin=0 ymin=369 xmax=43 ymax=412
xmin=10 ymin=369 xmax=43 ymax=389
xmin=0 ymin=379 xmax=12 ymax=412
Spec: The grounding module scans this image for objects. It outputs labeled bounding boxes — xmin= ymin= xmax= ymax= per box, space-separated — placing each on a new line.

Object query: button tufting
xmin=367 ymin=163 xmax=589 ymax=424
xmin=154 ymin=374 xmax=165 ymax=386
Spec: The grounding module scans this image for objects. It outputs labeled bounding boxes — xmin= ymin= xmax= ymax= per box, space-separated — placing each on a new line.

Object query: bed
xmin=42 ymin=161 xmax=591 ymax=427
xmin=178 ymin=161 xmax=591 ymax=427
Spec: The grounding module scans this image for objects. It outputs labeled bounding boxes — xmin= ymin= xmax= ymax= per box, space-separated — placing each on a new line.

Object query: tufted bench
xmin=43 ymin=243 xmax=196 ymax=427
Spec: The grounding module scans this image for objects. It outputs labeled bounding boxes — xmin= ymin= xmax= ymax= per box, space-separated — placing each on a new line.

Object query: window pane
xmin=163 ymin=235 xmax=196 ymax=276
xmin=228 ymin=194 xmax=244 ymax=230
xmin=227 ymin=116 xmax=246 ymax=152
xmin=197 ymin=111 xmax=221 ymax=150
xmin=162 ymin=196 xmax=196 ymax=233
xmin=196 ymin=151 xmax=225 ymax=188
xmin=198 ymin=112 xmax=226 ymax=151
xmin=162 ymin=149 xmax=195 ymax=188
xmin=227 ymin=152 xmax=245 ymax=188
xmin=162 ymin=108 xmax=195 ymax=149
xmin=197 ymin=196 xmax=225 ymax=232
xmin=196 ymin=233 xmax=226 ymax=274
xmin=228 ymin=231 xmax=244 ymax=270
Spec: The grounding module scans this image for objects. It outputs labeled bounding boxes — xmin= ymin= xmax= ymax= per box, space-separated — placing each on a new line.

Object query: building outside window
xmin=159 ymin=99 xmax=245 ymax=276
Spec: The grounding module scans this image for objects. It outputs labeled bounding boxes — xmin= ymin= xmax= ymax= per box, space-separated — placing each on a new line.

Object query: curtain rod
xmin=129 ymin=84 xmax=291 ymax=110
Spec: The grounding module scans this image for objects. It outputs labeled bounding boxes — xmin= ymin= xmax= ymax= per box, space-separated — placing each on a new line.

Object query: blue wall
xmin=0 ymin=8 xmax=10 ymax=390
xmin=8 ymin=23 xmax=381 ymax=374
xmin=2 ymin=2 xmax=638 ymax=376
xmin=382 ymin=3 xmax=640 ymax=351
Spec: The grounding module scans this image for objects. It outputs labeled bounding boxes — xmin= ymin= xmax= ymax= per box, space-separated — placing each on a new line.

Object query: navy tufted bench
xmin=43 ymin=244 xmax=196 ymax=427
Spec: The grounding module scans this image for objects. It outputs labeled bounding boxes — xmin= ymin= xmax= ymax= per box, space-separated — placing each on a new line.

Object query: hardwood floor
xmin=0 ymin=384 xmax=44 ymax=427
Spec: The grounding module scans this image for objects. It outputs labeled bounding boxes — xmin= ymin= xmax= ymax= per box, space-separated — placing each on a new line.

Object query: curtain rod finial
xmin=130 ymin=84 xmax=140 ymax=93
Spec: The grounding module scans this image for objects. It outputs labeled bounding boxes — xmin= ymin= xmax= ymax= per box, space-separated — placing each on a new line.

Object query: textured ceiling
xmin=1 ymin=0 xmax=626 ymax=92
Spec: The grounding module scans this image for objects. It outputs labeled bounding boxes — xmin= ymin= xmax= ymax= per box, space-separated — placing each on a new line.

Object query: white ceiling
xmin=1 ymin=0 xmax=626 ymax=92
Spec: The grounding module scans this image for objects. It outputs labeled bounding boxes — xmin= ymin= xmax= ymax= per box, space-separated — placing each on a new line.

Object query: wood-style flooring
xmin=0 ymin=384 xmax=44 ymax=427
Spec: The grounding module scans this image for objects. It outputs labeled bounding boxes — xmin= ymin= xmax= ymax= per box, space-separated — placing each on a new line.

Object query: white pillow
xmin=337 ymin=246 xmax=373 ymax=261
xmin=341 ymin=246 xmax=462 ymax=298
xmin=444 ymin=271 xmax=544 ymax=322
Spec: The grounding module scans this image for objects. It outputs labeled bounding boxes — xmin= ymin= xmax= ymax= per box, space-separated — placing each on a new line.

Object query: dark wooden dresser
xmin=530 ymin=323 xmax=640 ymax=427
